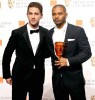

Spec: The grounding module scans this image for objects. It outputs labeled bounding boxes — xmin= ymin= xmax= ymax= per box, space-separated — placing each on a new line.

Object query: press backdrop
xmin=0 ymin=0 xmax=95 ymax=100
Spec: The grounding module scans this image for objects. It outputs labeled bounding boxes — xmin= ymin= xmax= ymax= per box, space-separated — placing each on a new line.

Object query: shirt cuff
xmin=67 ymin=59 xmax=70 ymax=66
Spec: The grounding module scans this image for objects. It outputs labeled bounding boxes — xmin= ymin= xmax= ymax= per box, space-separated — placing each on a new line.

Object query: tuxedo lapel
xmin=49 ymin=28 xmax=54 ymax=50
xmin=48 ymin=28 xmax=58 ymax=59
xmin=64 ymin=24 xmax=70 ymax=43
xmin=22 ymin=25 xmax=34 ymax=55
xmin=64 ymin=24 xmax=73 ymax=55
xmin=35 ymin=26 xmax=44 ymax=56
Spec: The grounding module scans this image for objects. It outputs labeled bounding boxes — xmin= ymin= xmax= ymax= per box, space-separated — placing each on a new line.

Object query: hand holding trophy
xmin=54 ymin=42 xmax=67 ymax=69
xmin=55 ymin=42 xmax=67 ymax=59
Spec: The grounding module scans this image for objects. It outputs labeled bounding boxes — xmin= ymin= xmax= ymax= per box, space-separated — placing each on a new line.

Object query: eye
xmin=35 ymin=13 xmax=39 ymax=15
xmin=28 ymin=12 xmax=32 ymax=15
xmin=58 ymin=12 xmax=63 ymax=15
xmin=52 ymin=13 xmax=56 ymax=16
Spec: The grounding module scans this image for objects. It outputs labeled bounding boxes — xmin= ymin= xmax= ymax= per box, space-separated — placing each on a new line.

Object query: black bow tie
xmin=30 ymin=29 xmax=39 ymax=34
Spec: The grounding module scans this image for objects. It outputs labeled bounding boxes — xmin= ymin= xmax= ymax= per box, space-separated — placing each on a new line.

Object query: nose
xmin=32 ymin=14 xmax=35 ymax=18
xmin=55 ymin=14 xmax=59 ymax=19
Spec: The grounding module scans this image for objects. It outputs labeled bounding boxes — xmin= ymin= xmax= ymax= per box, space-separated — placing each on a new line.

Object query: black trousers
xmin=52 ymin=71 xmax=86 ymax=100
xmin=12 ymin=82 xmax=43 ymax=100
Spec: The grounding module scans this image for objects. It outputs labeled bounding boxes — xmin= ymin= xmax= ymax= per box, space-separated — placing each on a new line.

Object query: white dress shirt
xmin=53 ymin=22 xmax=67 ymax=44
xmin=27 ymin=23 xmax=40 ymax=69
xmin=27 ymin=23 xmax=39 ymax=55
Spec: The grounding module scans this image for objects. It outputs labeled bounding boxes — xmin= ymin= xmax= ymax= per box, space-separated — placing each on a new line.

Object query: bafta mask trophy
xmin=55 ymin=42 xmax=67 ymax=58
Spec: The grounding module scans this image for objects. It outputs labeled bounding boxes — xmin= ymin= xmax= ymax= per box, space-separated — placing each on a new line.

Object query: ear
xmin=41 ymin=14 xmax=43 ymax=19
xmin=66 ymin=13 xmax=68 ymax=18
xmin=26 ymin=13 xmax=28 ymax=17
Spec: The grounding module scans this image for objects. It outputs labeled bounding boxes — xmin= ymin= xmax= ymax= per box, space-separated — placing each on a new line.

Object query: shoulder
xmin=49 ymin=27 xmax=54 ymax=31
xmin=68 ymin=23 xmax=84 ymax=32
xmin=11 ymin=24 xmax=27 ymax=36
xmin=39 ymin=26 xmax=49 ymax=32
xmin=49 ymin=27 xmax=54 ymax=33
xmin=13 ymin=24 xmax=26 ymax=32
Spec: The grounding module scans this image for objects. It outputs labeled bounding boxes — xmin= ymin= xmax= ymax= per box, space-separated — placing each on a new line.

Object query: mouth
xmin=31 ymin=19 xmax=36 ymax=22
xmin=54 ymin=20 xmax=60 ymax=23
xmin=54 ymin=19 xmax=60 ymax=22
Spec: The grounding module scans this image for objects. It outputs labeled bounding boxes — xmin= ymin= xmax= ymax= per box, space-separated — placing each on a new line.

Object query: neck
xmin=56 ymin=21 xmax=66 ymax=29
xmin=29 ymin=23 xmax=39 ymax=29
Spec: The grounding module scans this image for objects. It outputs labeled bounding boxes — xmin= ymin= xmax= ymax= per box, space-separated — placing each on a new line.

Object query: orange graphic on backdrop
xmin=19 ymin=21 xmax=25 ymax=27
xmin=50 ymin=0 xmax=57 ymax=6
xmin=0 ymin=40 xmax=2 ymax=46
xmin=0 ymin=77 xmax=3 ymax=83
xmin=76 ymin=20 xmax=83 ymax=27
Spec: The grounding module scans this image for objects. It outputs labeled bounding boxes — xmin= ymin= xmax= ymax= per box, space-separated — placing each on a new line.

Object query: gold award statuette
xmin=55 ymin=42 xmax=67 ymax=58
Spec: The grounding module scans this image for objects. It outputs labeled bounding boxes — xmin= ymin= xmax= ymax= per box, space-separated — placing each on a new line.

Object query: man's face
xmin=27 ymin=7 xmax=43 ymax=28
xmin=52 ymin=6 xmax=67 ymax=27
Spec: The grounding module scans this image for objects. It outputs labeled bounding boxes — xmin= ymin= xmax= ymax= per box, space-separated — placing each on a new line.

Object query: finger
xmin=55 ymin=63 xmax=60 ymax=66
xmin=55 ymin=61 xmax=61 ymax=65
xmin=55 ymin=60 xmax=60 ymax=63
xmin=7 ymin=81 xmax=11 ymax=85
xmin=10 ymin=82 xmax=12 ymax=85
xmin=58 ymin=66 xmax=61 ymax=69
xmin=6 ymin=80 xmax=12 ymax=85
xmin=58 ymin=57 xmax=60 ymax=60
xmin=9 ymin=81 xmax=12 ymax=85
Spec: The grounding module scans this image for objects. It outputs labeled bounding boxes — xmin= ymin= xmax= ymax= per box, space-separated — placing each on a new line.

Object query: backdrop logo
xmin=8 ymin=0 xmax=15 ymax=8
xmin=91 ymin=95 xmax=95 ymax=100
xmin=50 ymin=0 xmax=57 ymax=7
xmin=91 ymin=57 xmax=95 ymax=67
xmin=90 ymin=17 xmax=95 ymax=27
xmin=76 ymin=20 xmax=83 ymax=27
xmin=64 ymin=0 xmax=72 ymax=7
xmin=19 ymin=21 xmax=25 ymax=27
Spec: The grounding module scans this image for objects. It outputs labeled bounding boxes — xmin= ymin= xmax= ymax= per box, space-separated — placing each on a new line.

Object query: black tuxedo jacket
xmin=2 ymin=24 xmax=49 ymax=85
xmin=46 ymin=23 xmax=92 ymax=88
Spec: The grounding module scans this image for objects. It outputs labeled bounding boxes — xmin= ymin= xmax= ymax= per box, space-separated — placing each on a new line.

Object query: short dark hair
xmin=27 ymin=2 xmax=43 ymax=14
xmin=52 ymin=4 xmax=66 ymax=12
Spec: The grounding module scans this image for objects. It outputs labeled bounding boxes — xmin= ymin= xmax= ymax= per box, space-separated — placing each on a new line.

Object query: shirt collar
xmin=54 ymin=22 xmax=68 ymax=32
xmin=27 ymin=23 xmax=39 ymax=31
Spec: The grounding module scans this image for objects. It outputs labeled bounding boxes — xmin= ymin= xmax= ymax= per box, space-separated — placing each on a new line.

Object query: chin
xmin=56 ymin=23 xmax=61 ymax=26
xmin=30 ymin=23 xmax=37 ymax=26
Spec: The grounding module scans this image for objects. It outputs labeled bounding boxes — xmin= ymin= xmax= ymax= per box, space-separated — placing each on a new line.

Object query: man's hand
xmin=55 ymin=57 xmax=68 ymax=69
xmin=6 ymin=78 xmax=12 ymax=85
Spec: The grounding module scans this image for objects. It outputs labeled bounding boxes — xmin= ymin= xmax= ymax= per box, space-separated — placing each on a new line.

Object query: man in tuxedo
xmin=46 ymin=4 xmax=92 ymax=100
xmin=2 ymin=2 xmax=49 ymax=100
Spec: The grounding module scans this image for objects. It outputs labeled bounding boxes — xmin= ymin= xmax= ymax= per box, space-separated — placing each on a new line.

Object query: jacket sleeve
xmin=43 ymin=29 xmax=51 ymax=58
xmin=68 ymin=28 xmax=92 ymax=66
xmin=2 ymin=30 xmax=16 ymax=79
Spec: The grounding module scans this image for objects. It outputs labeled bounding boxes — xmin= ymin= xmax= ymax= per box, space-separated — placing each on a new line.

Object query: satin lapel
xmin=49 ymin=28 xmax=54 ymax=50
xmin=35 ymin=26 xmax=43 ymax=56
xmin=64 ymin=24 xmax=71 ymax=55
xmin=48 ymin=28 xmax=58 ymax=59
xmin=23 ymin=25 xmax=34 ymax=55
xmin=64 ymin=24 xmax=70 ymax=43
